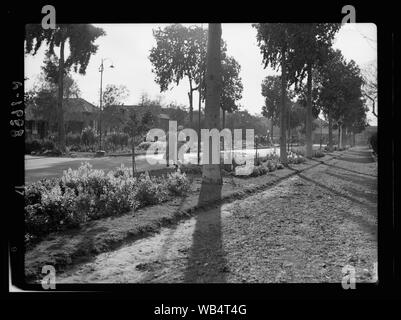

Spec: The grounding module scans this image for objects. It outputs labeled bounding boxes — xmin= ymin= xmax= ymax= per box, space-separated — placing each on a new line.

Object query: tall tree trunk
xmin=280 ymin=48 xmax=288 ymax=165
xmin=305 ymin=62 xmax=313 ymax=158
xmin=132 ymin=141 xmax=136 ymax=174
xmin=57 ymin=38 xmax=66 ymax=152
xmin=197 ymin=85 xmax=201 ymax=164
xmin=338 ymin=123 xmax=342 ymax=149
xmin=287 ymin=106 xmax=291 ymax=152
xmin=328 ymin=111 xmax=333 ymax=152
xmin=222 ymin=109 xmax=226 ymax=128
xmin=188 ymin=86 xmax=194 ymax=126
xmin=270 ymin=118 xmax=274 ymax=145
xmin=202 ymin=23 xmax=222 ymax=185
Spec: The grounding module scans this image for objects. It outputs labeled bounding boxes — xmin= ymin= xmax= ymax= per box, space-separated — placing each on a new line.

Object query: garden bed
xmin=25 ymin=153 xmax=335 ymax=282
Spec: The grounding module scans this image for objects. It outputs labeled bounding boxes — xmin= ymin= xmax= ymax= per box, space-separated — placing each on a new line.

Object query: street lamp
xmin=98 ymin=57 xmax=114 ymax=153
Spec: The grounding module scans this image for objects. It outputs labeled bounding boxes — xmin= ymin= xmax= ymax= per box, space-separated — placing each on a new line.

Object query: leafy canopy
xmin=25 ymin=24 xmax=105 ymax=75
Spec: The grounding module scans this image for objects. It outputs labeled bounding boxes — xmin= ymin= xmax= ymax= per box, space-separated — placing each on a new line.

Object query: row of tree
xmin=255 ymin=23 xmax=368 ymax=164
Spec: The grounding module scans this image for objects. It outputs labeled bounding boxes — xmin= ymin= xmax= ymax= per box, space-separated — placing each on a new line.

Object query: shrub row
xmin=25 ymin=138 xmax=57 ymax=155
xmin=25 ymin=163 xmax=190 ymax=245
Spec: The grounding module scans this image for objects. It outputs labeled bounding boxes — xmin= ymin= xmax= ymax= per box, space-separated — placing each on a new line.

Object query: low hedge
xmin=25 ymin=163 xmax=190 ymax=245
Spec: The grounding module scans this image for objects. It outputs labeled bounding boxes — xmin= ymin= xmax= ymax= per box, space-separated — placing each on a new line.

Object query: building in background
xmin=25 ymin=98 xmax=98 ymax=139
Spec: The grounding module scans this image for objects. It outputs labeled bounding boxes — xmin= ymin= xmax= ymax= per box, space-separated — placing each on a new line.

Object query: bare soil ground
xmin=56 ymin=146 xmax=377 ymax=283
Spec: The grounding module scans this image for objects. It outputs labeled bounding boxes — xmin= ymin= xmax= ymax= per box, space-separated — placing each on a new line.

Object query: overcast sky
xmin=25 ymin=23 xmax=377 ymax=125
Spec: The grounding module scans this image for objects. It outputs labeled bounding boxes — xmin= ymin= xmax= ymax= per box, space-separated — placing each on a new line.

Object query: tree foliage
xmin=254 ymin=23 xmax=300 ymax=164
xmin=26 ymin=24 xmax=105 ymax=74
xmin=316 ymin=48 xmax=367 ymax=147
xmin=149 ymin=24 xmax=232 ymax=125
xmin=25 ymin=24 xmax=105 ymax=151
xmin=261 ymin=75 xmax=291 ymax=126
xmin=220 ymin=55 xmax=243 ymax=114
xmin=102 ymin=84 xmax=130 ymax=107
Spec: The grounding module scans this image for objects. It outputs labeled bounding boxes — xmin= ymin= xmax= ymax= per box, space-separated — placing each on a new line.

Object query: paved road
xmin=25 ymin=147 xmax=282 ymax=184
xmin=25 ymin=144 xmax=327 ymax=184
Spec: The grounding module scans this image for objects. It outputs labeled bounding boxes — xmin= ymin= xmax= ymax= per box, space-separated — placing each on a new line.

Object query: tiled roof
xmin=26 ymin=98 xmax=98 ymax=121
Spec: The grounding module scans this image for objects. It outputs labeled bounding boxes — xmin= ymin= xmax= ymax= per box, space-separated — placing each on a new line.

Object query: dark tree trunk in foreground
xmin=305 ymin=62 xmax=313 ymax=158
xmin=202 ymin=23 xmax=222 ymax=185
xmin=57 ymin=38 xmax=66 ymax=152
xmin=270 ymin=118 xmax=274 ymax=145
xmin=188 ymin=89 xmax=194 ymax=126
xmin=328 ymin=111 xmax=333 ymax=152
xmin=280 ymin=48 xmax=288 ymax=165
xmin=132 ymin=142 xmax=136 ymax=173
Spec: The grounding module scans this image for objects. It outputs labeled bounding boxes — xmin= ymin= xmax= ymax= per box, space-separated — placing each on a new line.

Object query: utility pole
xmin=98 ymin=58 xmax=114 ymax=153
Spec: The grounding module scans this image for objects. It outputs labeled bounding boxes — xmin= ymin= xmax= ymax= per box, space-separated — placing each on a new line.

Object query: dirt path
xmin=57 ymin=147 xmax=377 ymax=283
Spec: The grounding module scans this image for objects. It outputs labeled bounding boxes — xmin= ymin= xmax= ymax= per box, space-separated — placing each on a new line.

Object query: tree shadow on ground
xmin=317 ymin=161 xmax=377 ymax=178
xmin=338 ymin=155 xmax=374 ymax=164
xmin=184 ymin=182 xmax=227 ymax=283
xmin=324 ymin=170 xmax=377 ymax=189
xmin=297 ymin=173 xmax=377 ymax=236
xmin=324 ymin=171 xmax=377 ymax=204
xmin=346 ymin=149 xmax=371 ymax=156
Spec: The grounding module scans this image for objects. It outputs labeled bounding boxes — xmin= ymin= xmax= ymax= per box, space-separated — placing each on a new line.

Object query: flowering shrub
xmin=61 ymin=162 xmax=111 ymax=197
xmin=135 ymin=173 xmax=168 ymax=207
xmin=25 ymin=178 xmax=59 ymax=206
xmin=264 ymin=160 xmax=277 ymax=172
xmin=250 ymin=165 xmax=268 ymax=177
xmin=111 ymin=164 xmax=132 ymax=178
xmin=165 ymin=171 xmax=190 ymax=195
xmin=313 ymin=150 xmax=325 ymax=158
xmin=287 ymin=152 xmax=306 ymax=164
xmin=25 ymin=163 xmax=191 ymax=245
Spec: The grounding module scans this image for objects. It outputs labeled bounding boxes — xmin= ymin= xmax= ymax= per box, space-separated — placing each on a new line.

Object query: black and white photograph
xmin=3 ymin=2 xmax=399 ymax=306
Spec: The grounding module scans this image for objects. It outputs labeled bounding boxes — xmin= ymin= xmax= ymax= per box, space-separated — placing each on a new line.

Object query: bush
xmin=180 ymin=164 xmax=202 ymax=175
xmin=66 ymin=133 xmax=81 ymax=146
xmin=263 ymin=160 xmax=277 ymax=172
xmin=291 ymin=148 xmax=305 ymax=157
xmin=369 ymin=132 xmax=377 ymax=154
xmin=25 ymin=178 xmax=59 ymax=206
xmin=25 ymin=138 xmax=56 ymax=154
xmin=135 ymin=173 xmax=168 ymax=207
xmin=287 ymin=152 xmax=306 ymax=164
xmin=24 ymin=162 xmax=192 ymax=245
xmin=137 ymin=141 xmax=152 ymax=151
xmin=313 ymin=150 xmax=325 ymax=158
xmin=25 ymin=185 xmax=81 ymax=242
xmin=25 ymin=139 xmax=42 ymax=154
xmin=165 ymin=171 xmax=190 ymax=195
xmin=105 ymin=132 xmax=129 ymax=149
xmin=42 ymin=139 xmax=56 ymax=151
xmin=81 ymin=127 xmax=97 ymax=146
xmin=111 ymin=164 xmax=132 ymax=178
